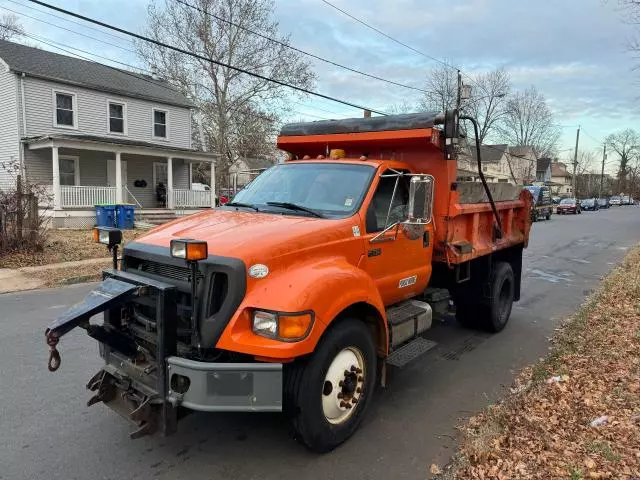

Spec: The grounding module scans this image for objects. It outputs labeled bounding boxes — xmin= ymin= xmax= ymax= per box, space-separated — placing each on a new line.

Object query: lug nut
xmin=357 ymin=376 xmax=364 ymax=382
xmin=356 ymin=387 xmax=362 ymax=393
xmin=338 ymin=380 xmax=344 ymax=387
xmin=352 ymin=397 xmax=359 ymax=404
xmin=337 ymin=392 xmax=344 ymax=399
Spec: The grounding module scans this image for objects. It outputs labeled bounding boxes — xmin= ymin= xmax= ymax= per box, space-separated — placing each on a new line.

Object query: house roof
xmin=242 ymin=157 xmax=276 ymax=170
xmin=469 ymin=144 xmax=508 ymax=164
xmin=537 ymin=157 xmax=552 ymax=173
xmin=0 ymin=39 xmax=194 ymax=108
xmin=23 ymin=134 xmax=216 ymax=158
xmin=551 ymin=162 xmax=571 ymax=177
xmin=507 ymin=146 xmax=536 ymax=159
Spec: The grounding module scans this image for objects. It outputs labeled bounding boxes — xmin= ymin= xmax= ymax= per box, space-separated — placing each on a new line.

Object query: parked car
xmin=557 ymin=198 xmax=581 ymax=214
xmin=622 ymin=195 xmax=631 ymax=205
xmin=552 ymin=196 xmax=561 ymax=204
xmin=597 ymin=198 xmax=610 ymax=209
xmin=524 ymin=185 xmax=553 ymax=221
xmin=580 ymin=198 xmax=599 ymax=211
xmin=610 ymin=195 xmax=621 ymax=206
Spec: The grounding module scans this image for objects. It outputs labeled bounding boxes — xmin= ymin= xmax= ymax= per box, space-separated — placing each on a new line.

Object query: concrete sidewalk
xmin=0 ymin=257 xmax=110 ymax=294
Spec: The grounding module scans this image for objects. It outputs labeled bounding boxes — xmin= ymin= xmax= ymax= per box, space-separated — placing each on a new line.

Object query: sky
xmin=4 ymin=0 xmax=640 ymax=173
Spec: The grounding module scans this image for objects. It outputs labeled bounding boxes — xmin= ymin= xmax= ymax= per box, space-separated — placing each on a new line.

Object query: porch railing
xmin=60 ymin=186 xmax=117 ymax=208
xmin=172 ymin=189 xmax=211 ymax=208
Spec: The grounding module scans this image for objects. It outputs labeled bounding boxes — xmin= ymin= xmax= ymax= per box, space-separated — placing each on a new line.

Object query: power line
xmin=4 ymin=0 xmax=134 ymax=43
xmin=27 ymin=0 xmax=388 ymax=116
xmin=175 ymin=0 xmax=427 ymax=94
xmin=0 ymin=4 xmax=135 ymax=54
xmin=320 ymin=0 xmax=461 ymax=72
xmin=12 ymin=28 xmax=187 ymax=97
xmin=10 ymin=23 xmax=351 ymax=122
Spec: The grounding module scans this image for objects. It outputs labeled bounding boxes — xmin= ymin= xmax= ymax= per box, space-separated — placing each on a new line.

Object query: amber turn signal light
xmin=170 ymin=239 xmax=208 ymax=262
xmin=93 ymin=227 xmax=122 ymax=246
xmin=278 ymin=313 xmax=313 ymax=340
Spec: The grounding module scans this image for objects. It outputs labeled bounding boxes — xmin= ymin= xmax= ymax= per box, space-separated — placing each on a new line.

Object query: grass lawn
xmin=0 ymin=228 xmax=142 ymax=269
xmin=439 ymin=246 xmax=640 ymax=479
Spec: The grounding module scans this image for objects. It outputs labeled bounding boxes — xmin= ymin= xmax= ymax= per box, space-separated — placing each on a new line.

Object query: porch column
xmin=52 ymin=145 xmax=61 ymax=210
xmin=115 ymin=151 xmax=123 ymax=203
xmin=210 ymin=161 xmax=216 ymax=208
xmin=167 ymin=157 xmax=173 ymax=209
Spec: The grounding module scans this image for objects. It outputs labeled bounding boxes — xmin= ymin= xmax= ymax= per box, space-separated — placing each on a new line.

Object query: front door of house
xmin=153 ymin=162 xmax=168 ymax=207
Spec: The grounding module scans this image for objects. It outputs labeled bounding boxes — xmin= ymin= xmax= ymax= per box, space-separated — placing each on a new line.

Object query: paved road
xmin=2 ymin=207 xmax=639 ymax=480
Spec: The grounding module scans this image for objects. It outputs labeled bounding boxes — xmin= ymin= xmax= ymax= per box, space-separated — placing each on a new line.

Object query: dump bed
xmin=277 ymin=113 xmax=531 ymax=265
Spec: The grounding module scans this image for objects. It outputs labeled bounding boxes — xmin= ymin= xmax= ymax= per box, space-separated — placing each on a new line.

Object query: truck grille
xmin=126 ymin=258 xmax=204 ymax=283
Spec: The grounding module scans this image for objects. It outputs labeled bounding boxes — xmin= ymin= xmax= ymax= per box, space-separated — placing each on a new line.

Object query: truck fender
xmin=216 ymin=256 xmax=388 ymax=358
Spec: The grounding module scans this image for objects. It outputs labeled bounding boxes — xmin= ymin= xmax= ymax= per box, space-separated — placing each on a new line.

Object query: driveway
xmin=1 ymin=207 xmax=639 ymax=480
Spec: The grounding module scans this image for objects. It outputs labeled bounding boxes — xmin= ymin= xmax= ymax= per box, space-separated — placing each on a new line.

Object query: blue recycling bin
xmin=115 ymin=204 xmax=135 ymax=230
xmin=95 ymin=204 xmax=116 ymax=227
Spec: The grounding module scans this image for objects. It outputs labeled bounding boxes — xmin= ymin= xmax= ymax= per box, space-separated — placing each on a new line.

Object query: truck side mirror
xmin=406 ymin=175 xmax=434 ymax=225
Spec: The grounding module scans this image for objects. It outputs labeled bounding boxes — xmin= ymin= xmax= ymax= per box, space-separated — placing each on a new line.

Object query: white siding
xmin=23 ymin=76 xmax=192 ymax=149
xmin=0 ymin=68 xmax=20 ymax=190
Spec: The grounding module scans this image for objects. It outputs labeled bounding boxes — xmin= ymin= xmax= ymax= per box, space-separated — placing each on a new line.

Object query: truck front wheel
xmin=284 ymin=318 xmax=376 ymax=453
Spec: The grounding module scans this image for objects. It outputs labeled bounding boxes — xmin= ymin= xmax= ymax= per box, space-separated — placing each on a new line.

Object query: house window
xmin=153 ymin=109 xmax=168 ymax=139
xmin=108 ymin=101 xmax=126 ymax=134
xmin=54 ymin=91 xmax=76 ymax=128
xmin=59 ymin=156 xmax=79 ymax=186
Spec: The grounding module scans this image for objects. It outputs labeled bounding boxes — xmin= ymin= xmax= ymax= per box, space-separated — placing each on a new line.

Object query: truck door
xmin=361 ymin=170 xmax=433 ymax=305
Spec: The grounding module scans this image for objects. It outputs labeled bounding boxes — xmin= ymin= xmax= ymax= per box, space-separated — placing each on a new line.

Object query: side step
xmin=387 ymin=337 xmax=437 ymax=368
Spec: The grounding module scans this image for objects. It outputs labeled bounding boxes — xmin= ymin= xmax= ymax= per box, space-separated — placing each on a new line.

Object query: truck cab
xmin=45 ymin=112 xmax=531 ymax=452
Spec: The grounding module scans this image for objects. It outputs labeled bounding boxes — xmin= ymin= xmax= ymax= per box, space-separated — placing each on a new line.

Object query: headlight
xmin=252 ymin=310 xmax=313 ymax=341
xmin=170 ymin=239 xmax=208 ymax=261
xmin=93 ymin=227 xmax=122 ymax=246
xmin=252 ymin=311 xmax=278 ymax=337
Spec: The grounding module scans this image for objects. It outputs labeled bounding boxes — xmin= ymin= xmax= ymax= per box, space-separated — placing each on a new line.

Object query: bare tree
xmin=136 ymin=0 xmax=315 ymax=191
xmin=497 ymin=86 xmax=560 ymax=158
xmin=385 ymin=99 xmax=416 ymax=114
xmin=463 ymin=67 xmax=511 ymax=144
xmin=419 ymin=66 xmax=511 ymax=144
xmin=418 ymin=64 xmax=457 ymax=113
xmin=606 ymin=128 xmax=639 ymax=193
xmin=0 ymin=13 xmax=24 ymax=41
xmin=619 ymin=1 xmax=640 ymax=60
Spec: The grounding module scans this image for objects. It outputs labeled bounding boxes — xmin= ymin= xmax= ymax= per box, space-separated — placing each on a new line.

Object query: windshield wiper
xmin=266 ymin=201 xmax=325 ymax=218
xmin=225 ymin=201 xmax=259 ymax=211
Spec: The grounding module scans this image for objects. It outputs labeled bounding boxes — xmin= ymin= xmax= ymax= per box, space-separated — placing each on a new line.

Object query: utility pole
xmin=571 ymin=126 xmax=580 ymax=197
xmin=456 ymin=69 xmax=462 ymax=114
xmin=599 ymin=143 xmax=607 ymax=199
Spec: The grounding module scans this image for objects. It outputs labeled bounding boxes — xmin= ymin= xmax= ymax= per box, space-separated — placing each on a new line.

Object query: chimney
xmin=150 ymin=65 xmax=160 ymax=81
xmin=363 ymin=109 xmax=371 ymax=118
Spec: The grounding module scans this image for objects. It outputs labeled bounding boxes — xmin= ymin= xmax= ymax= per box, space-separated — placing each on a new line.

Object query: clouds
xmin=276 ymin=0 xmax=640 ymax=151
xmin=13 ymin=0 xmax=640 ymax=153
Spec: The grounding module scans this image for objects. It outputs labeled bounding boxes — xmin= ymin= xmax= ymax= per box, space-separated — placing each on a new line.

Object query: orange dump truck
xmin=45 ymin=111 xmax=531 ymax=452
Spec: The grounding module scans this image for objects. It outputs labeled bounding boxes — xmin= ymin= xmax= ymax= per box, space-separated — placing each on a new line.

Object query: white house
xmin=0 ymin=39 xmax=217 ymax=227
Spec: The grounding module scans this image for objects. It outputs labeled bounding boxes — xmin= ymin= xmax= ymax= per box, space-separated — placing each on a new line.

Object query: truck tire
xmin=455 ymin=262 xmax=514 ymax=333
xmin=284 ymin=318 xmax=376 ymax=453
xmin=485 ymin=262 xmax=514 ymax=332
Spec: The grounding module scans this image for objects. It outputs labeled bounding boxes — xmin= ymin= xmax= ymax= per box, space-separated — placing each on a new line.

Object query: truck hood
xmin=133 ymin=209 xmax=360 ymax=266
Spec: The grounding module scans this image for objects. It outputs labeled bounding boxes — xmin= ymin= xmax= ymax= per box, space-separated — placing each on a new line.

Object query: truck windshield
xmin=231 ymin=162 xmax=375 ymax=218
